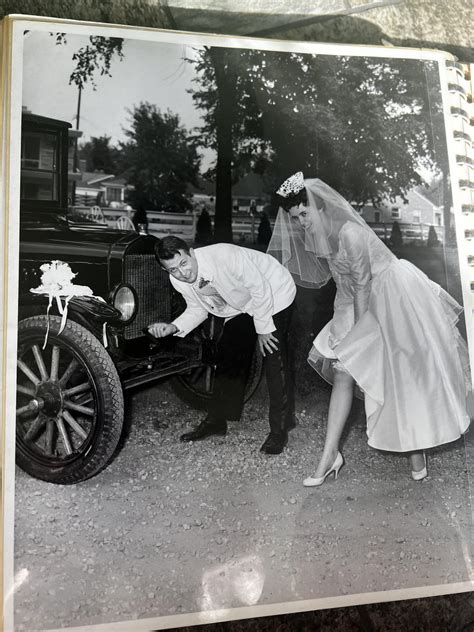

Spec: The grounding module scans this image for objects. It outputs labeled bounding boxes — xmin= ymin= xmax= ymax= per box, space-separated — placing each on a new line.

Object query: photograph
xmin=2 ymin=16 xmax=473 ymax=632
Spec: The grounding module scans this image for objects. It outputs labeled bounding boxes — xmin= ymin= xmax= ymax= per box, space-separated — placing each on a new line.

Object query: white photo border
xmin=3 ymin=14 xmax=474 ymax=632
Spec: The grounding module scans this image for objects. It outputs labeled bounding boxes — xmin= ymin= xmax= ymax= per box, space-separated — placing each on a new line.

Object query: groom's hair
xmin=155 ymin=236 xmax=191 ymax=264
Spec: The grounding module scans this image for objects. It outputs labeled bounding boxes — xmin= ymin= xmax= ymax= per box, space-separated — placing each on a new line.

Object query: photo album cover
xmin=0 ymin=14 xmax=473 ymax=632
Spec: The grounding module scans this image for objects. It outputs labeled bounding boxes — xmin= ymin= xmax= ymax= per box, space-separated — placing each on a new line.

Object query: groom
xmin=149 ymin=235 xmax=296 ymax=454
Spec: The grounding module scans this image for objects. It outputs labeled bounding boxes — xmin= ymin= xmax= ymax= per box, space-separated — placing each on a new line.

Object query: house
xmin=188 ymin=172 xmax=270 ymax=214
xmin=231 ymin=172 xmax=270 ymax=212
xmin=359 ymin=185 xmax=444 ymax=227
xmin=73 ymin=164 xmax=131 ymax=209
xmin=355 ymin=181 xmax=446 ymax=243
xmin=20 ymin=106 xmax=83 ymax=203
xmin=21 ymin=108 xmax=132 ymax=215
xmin=188 ymin=177 xmax=216 ymax=211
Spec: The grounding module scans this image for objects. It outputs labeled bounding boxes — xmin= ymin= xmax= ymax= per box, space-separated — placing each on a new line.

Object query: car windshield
xmin=67 ymin=206 xmax=108 ymax=226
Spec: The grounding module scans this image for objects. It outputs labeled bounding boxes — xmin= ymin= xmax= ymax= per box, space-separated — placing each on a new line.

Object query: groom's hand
xmin=147 ymin=322 xmax=178 ymax=338
xmin=258 ymin=332 xmax=279 ymax=357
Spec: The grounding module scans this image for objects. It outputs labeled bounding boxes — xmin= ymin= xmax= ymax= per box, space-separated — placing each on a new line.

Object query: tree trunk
xmin=209 ymin=48 xmax=235 ymax=243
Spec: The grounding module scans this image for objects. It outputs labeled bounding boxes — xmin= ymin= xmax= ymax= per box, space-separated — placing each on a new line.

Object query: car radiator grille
xmin=123 ymin=254 xmax=172 ymax=340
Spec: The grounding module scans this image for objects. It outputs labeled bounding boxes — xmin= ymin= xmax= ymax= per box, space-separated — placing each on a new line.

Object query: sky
xmin=22 ymin=31 xmax=214 ymax=167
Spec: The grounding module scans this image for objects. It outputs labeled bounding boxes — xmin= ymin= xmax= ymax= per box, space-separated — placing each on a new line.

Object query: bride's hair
xmin=272 ymin=187 xmax=307 ymax=213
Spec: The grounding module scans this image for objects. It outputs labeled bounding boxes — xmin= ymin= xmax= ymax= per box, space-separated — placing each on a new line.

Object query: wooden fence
xmin=70 ymin=206 xmax=444 ymax=245
xmin=370 ymin=222 xmax=444 ymax=244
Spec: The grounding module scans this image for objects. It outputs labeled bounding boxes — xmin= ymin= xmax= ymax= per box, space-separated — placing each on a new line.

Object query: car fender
xmin=18 ymin=293 xmax=123 ymax=334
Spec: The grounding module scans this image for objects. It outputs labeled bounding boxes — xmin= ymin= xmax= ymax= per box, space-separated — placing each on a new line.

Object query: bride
xmin=268 ymin=172 xmax=471 ymax=485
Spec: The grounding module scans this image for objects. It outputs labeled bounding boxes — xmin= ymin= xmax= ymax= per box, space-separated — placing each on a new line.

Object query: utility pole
xmin=71 ymin=86 xmax=82 ymax=205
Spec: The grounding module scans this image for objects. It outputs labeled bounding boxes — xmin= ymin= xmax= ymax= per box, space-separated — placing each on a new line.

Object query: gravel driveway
xmin=13 ymin=374 xmax=472 ymax=631
xmin=13 ymin=245 xmax=472 ymax=631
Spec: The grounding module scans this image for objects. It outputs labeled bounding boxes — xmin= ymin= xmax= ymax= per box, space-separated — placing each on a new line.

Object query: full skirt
xmin=308 ymin=260 xmax=471 ymax=452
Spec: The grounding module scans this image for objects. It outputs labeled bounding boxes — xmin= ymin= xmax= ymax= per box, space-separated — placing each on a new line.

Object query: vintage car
xmin=16 ymin=113 xmax=262 ymax=484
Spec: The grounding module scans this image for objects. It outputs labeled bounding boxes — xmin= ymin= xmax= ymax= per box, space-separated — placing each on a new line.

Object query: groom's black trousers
xmin=207 ymin=303 xmax=295 ymax=436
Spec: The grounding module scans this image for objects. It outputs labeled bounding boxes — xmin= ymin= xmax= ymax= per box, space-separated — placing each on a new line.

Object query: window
xmin=435 ymin=213 xmax=442 ymax=226
xmin=374 ymin=211 xmax=380 ymax=222
xmin=413 ymin=212 xmax=421 ymax=223
xmin=391 ymin=206 xmax=400 ymax=219
xmin=21 ymin=131 xmax=58 ymax=201
xmin=22 ymin=135 xmax=41 ymax=169
xmin=106 ymin=186 xmax=121 ymax=203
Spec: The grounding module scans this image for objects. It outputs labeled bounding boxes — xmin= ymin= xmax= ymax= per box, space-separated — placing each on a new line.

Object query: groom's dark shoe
xmin=180 ymin=417 xmax=227 ymax=442
xmin=260 ymin=432 xmax=288 ymax=455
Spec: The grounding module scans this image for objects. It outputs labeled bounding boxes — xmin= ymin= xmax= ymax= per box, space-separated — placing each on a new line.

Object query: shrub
xmin=390 ymin=221 xmax=403 ymax=248
xmin=427 ymin=225 xmax=440 ymax=247
xmin=257 ymin=212 xmax=273 ymax=246
xmin=195 ymin=208 xmax=213 ymax=244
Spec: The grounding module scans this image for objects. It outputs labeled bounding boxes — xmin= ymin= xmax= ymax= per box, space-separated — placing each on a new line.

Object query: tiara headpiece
xmin=276 ymin=171 xmax=305 ymax=198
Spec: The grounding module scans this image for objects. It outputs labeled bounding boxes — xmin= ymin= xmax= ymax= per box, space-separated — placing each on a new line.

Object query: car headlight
xmin=112 ymin=284 xmax=137 ymax=323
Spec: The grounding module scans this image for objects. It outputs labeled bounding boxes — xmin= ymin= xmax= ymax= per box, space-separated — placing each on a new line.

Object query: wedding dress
xmin=268 ymin=176 xmax=471 ymax=452
xmin=308 ymin=220 xmax=470 ymax=451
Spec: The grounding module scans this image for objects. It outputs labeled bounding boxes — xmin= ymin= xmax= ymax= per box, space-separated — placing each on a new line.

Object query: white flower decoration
xmin=30 ymin=260 xmax=104 ymax=348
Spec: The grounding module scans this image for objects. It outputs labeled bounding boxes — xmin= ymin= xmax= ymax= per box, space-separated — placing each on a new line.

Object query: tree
xmin=64 ymin=35 xmax=124 ymax=90
xmin=54 ymin=32 xmax=201 ymax=212
xmin=190 ymin=50 xmax=448 ymax=240
xmin=79 ymin=135 xmax=121 ymax=173
xmin=119 ymin=102 xmax=201 ymax=212
xmin=243 ymin=54 xmax=442 ymax=205
xmin=190 ymin=47 xmax=271 ymax=241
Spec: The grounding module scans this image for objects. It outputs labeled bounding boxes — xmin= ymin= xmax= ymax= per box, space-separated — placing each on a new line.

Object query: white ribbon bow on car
xmin=30 ymin=260 xmax=107 ymax=349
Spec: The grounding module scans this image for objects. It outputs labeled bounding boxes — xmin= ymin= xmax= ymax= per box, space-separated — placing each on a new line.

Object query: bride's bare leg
xmin=312 ymin=369 xmax=354 ymax=478
xmin=409 ymin=451 xmax=425 ymax=473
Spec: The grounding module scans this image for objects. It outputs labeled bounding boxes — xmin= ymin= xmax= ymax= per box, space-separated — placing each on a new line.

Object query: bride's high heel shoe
xmin=303 ymin=451 xmax=344 ymax=487
xmin=411 ymin=452 xmax=427 ymax=481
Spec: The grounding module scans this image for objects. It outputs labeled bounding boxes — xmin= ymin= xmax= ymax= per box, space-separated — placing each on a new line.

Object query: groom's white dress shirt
xmin=170 ymin=244 xmax=296 ymax=336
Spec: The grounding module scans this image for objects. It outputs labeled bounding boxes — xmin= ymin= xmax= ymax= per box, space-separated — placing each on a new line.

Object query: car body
xmin=16 ymin=113 xmax=261 ymax=484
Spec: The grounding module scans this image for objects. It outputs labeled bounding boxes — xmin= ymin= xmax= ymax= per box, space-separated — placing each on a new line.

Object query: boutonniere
xmin=198 ymin=276 xmax=211 ymax=289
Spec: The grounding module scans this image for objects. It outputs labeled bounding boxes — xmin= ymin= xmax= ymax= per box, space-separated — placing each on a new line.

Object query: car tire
xmin=171 ymin=343 xmax=263 ymax=411
xmin=16 ymin=315 xmax=124 ymax=484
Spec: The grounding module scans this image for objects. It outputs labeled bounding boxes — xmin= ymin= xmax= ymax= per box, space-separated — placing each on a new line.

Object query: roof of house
xmin=417 ymin=179 xmax=445 ymax=208
xmin=80 ymin=172 xmax=115 ymax=185
xmin=103 ymin=176 xmax=128 ymax=186
xmin=232 ymin=172 xmax=269 ymax=198
xmin=188 ymin=177 xmax=216 ymax=197
xmin=189 ymin=172 xmax=270 ymax=199
xmin=75 ymin=171 xmax=127 ymax=188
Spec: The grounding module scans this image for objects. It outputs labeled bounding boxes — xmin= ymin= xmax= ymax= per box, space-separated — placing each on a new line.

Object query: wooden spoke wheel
xmin=16 ymin=316 xmax=124 ymax=484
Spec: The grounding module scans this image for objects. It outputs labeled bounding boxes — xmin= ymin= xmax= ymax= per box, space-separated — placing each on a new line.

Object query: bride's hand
xmin=258 ymin=332 xmax=279 ymax=357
